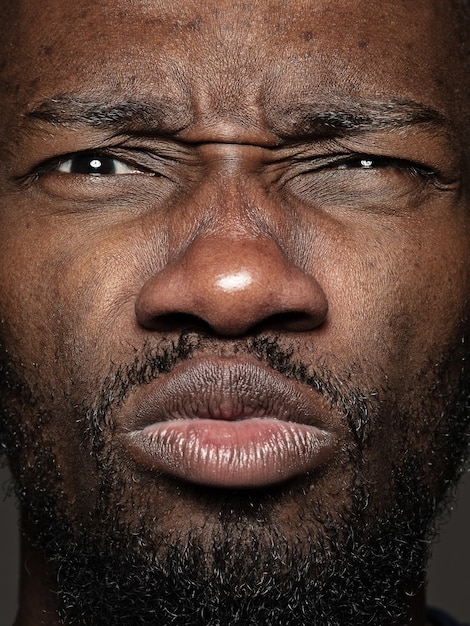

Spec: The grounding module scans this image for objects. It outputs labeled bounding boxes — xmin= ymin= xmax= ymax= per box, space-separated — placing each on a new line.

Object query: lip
xmin=120 ymin=358 xmax=338 ymax=488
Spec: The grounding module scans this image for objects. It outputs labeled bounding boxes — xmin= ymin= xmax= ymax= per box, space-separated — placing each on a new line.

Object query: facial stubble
xmin=1 ymin=333 xmax=470 ymax=626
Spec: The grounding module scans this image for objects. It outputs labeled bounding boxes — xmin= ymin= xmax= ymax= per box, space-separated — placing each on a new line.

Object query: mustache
xmin=87 ymin=331 xmax=378 ymax=447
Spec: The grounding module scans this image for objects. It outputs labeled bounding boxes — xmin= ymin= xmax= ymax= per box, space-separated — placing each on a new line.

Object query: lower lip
xmin=125 ymin=418 xmax=334 ymax=488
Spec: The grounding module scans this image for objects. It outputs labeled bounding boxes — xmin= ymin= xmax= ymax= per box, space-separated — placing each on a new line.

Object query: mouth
xmin=120 ymin=357 xmax=338 ymax=488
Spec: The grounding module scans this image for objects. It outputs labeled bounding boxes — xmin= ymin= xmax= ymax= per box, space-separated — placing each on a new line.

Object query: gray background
xmin=1 ymin=464 xmax=469 ymax=625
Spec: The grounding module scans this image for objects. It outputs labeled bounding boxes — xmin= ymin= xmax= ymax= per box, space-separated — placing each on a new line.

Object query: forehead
xmin=0 ymin=0 xmax=467 ymax=142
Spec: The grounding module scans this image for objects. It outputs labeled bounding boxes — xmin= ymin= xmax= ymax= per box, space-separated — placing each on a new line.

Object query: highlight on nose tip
xmin=215 ymin=271 xmax=254 ymax=293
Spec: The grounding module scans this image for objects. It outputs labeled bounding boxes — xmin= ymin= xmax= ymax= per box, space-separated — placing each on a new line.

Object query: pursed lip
xmin=119 ymin=357 xmax=339 ymax=488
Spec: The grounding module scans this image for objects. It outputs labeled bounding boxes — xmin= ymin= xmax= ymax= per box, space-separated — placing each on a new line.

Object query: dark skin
xmin=0 ymin=1 xmax=469 ymax=624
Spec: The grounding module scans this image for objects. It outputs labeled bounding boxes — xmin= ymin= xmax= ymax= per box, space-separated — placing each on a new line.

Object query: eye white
xmin=338 ymin=158 xmax=376 ymax=170
xmin=56 ymin=156 xmax=141 ymax=175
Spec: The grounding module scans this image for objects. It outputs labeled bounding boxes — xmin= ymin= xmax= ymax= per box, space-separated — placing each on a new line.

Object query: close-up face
xmin=0 ymin=1 xmax=469 ymax=624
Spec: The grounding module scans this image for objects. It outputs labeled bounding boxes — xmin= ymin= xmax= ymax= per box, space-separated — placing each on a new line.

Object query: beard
xmin=1 ymin=332 xmax=470 ymax=626
xmin=43 ymin=472 xmax=434 ymax=626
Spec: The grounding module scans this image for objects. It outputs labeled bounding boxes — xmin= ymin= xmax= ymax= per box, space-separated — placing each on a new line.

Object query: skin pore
xmin=0 ymin=1 xmax=469 ymax=624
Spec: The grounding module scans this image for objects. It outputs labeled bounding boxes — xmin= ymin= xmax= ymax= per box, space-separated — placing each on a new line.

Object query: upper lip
xmin=119 ymin=356 xmax=337 ymax=433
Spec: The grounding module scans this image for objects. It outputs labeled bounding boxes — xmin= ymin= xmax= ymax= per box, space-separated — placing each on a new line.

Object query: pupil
xmin=72 ymin=154 xmax=115 ymax=175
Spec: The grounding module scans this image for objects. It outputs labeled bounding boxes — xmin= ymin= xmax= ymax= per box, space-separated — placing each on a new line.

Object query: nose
xmin=135 ymin=235 xmax=328 ymax=336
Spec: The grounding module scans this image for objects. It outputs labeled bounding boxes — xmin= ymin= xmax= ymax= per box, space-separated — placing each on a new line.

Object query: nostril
xmin=254 ymin=310 xmax=326 ymax=333
xmin=146 ymin=311 xmax=323 ymax=337
xmin=144 ymin=312 xmax=213 ymax=333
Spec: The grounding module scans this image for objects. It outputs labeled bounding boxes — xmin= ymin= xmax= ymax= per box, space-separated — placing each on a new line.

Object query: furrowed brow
xmin=22 ymin=95 xmax=451 ymax=145
xmin=22 ymin=95 xmax=192 ymax=134
xmin=273 ymin=98 xmax=450 ymax=139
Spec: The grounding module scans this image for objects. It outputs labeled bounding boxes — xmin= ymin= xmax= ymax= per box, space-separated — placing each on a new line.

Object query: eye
xmin=333 ymin=154 xmax=433 ymax=178
xmin=282 ymin=150 xmax=447 ymax=215
xmin=57 ymin=152 xmax=143 ymax=175
xmin=337 ymin=157 xmax=376 ymax=170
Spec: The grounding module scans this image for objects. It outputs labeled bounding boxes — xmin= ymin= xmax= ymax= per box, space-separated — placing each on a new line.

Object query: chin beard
xmin=2 ymin=333 xmax=470 ymax=625
xmin=28 ymin=461 xmax=434 ymax=626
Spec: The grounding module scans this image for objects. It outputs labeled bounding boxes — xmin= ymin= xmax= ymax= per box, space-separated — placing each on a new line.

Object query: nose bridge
xmin=161 ymin=166 xmax=286 ymax=274
xmin=195 ymin=150 xmax=278 ymax=238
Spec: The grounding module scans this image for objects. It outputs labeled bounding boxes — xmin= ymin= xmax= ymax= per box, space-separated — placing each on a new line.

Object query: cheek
xmin=318 ymin=212 xmax=470 ymax=386
xmin=0 ymin=229 xmax=74 ymax=380
xmin=0 ymin=214 xmax=150 ymax=384
xmin=313 ymin=214 xmax=470 ymax=495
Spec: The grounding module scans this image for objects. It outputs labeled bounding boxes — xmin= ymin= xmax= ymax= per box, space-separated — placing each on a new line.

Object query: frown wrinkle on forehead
xmin=1 ymin=0 xmax=468 ymax=148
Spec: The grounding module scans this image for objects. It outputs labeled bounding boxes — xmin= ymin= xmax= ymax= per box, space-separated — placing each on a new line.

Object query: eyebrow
xmin=274 ymin=98 xmax=450 ymax=140
xmin=23 ymin=95 xmax=192 ymax=135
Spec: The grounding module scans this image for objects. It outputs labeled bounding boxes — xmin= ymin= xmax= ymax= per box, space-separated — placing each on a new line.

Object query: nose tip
xmin=135 ymin=236 xmax=328 ymax=336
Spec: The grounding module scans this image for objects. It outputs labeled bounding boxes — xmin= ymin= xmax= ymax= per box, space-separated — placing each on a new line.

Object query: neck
xmin=14 ymin=531 xmax=61 ymax=626
xmin=408 ymin=587 xmax=428 ymax=626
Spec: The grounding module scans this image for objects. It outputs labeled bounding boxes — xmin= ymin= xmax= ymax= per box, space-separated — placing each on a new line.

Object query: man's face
xmin=1 ymin=1 xmax=469 ymax=624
